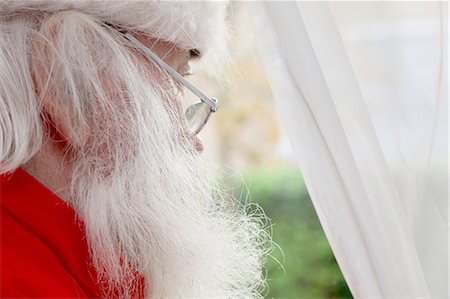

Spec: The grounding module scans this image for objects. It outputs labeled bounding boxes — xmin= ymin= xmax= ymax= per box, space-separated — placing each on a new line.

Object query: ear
xmin=41 ymin=95 xmax=89 ymax=149
xmin=31 ymin=16 xmax=89 ymax=150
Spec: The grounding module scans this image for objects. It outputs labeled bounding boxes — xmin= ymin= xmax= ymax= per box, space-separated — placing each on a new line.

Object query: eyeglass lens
xmin=185 ymin=102 xmax=212 ymax=135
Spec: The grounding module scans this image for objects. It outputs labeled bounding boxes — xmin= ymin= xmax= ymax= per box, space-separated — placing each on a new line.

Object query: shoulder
xmin=1 ymin=237 xmax=91 ymax=298
xmin=0 ymin=168 xmax=101 ymax=298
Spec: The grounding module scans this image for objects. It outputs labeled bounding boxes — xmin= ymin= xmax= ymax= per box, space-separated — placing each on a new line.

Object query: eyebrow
xmin=103 ymin=22 xmax=201 ymax=61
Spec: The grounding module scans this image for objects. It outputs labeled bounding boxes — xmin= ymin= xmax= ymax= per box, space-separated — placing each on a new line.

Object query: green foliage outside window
xmin=240 ymin=167 xmax=353 ymax=299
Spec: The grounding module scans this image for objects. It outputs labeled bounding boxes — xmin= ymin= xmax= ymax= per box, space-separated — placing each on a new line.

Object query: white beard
xmin=66 ymin=83 xmax=272 ymax=299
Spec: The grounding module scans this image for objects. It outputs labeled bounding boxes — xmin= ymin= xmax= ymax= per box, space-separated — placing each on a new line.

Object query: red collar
xmin=0 ymin=168 xmax=145 ymax=298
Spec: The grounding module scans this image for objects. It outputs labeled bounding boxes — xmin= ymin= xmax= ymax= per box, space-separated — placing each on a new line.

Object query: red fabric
xmin=0 ymin=168 xmax=145 ymax=298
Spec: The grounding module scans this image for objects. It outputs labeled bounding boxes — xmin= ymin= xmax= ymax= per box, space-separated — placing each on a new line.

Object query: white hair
xmin=0 ymin=1 xmax=229 ymax=59
xmin=0 ymin=2 xmax=230 ymax=171
xmin=0 ymin=6 xmax=273 ymax=299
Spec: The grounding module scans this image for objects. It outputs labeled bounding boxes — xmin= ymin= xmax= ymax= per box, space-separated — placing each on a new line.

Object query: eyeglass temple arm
xmin=124 ymin=33 xmax=218 ymax=112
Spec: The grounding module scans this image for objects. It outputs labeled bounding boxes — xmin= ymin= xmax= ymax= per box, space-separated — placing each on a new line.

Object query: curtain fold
xmin=249 ymin=1 xmax=447 ymax=297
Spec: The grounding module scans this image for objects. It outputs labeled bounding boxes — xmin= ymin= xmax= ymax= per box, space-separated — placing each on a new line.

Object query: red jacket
xmin=0 ymin=168 xmax=145 ymax=298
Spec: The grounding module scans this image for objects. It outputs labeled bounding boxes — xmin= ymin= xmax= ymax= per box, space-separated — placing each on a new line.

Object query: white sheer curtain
xmin=249 ymin=1 xmax=448 ymax=298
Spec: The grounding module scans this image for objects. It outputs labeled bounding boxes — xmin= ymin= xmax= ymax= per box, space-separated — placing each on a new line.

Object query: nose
xmin=193 ymin=135 xmax=204 ymax=153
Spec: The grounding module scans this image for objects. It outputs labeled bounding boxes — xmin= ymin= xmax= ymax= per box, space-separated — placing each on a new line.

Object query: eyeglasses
xmin=122 ymin=33 xmax=219 ymax=136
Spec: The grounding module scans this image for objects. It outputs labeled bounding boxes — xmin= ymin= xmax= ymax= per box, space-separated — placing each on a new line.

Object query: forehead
xmin=136 ymin=34 xmax=187 ymax=58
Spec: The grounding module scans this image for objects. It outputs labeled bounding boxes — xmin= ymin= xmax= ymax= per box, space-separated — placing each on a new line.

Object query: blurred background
xmin=184 ymin=1 xmax=446 ymax=298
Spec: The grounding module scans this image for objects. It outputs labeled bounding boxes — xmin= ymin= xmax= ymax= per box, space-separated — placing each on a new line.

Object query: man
xmin=0 ymin=2 xmax=272 ymax=298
